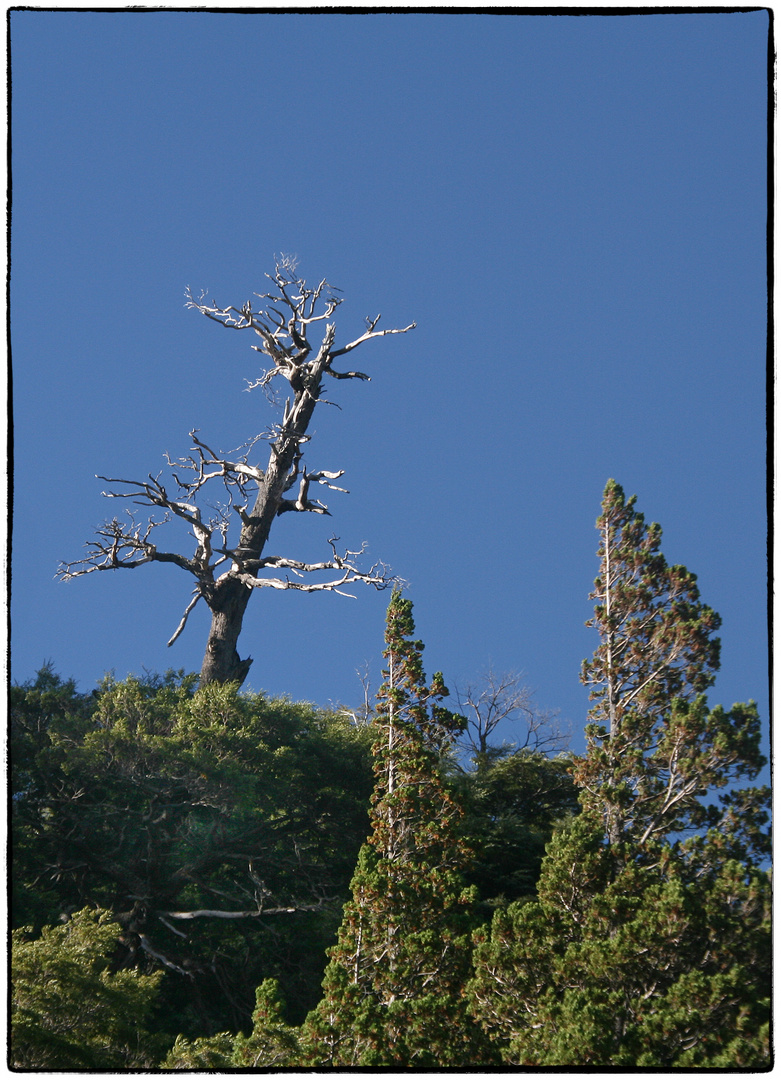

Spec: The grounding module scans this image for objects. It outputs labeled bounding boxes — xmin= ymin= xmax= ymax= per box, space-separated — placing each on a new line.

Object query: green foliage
xmin=162 ymin=1032 xmax=235 ymax=1069
xmin=453 ymin=748 xmax=580 ymax=907
xmin=11 ymin=907 xmax=164 ymax=1069
xmin=577 ymin=479 xmax=735 ymax=848
xmin=11 ymin=668 xmax=375 ymax=1038
xmin=573 ymin=482 xmax=768 ymax=865
xmin=11 ymin=663 xmax=96 ymax=928
xmin=582 ymin=479 xmax=722 ymax=717
xmin=469 ymin=815 xmax=771 ymax=1067
xmin=302 ymin=593 xmax=497 ymax=1067
xmin=13 ymin=482 xmax=769 ymax=1068
xmin=231 ymin=978 xmax=304 ymax=1067
xmin=13 ymin=659 xmax=563 ymax=1065
xmin=468 ymin=482 xmax=771 ymax=1068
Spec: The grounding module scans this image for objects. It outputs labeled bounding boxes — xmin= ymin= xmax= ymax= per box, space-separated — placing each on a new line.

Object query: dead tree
xmin=455 ymin=668 xmax=571 ymax=758
xmin=58 ymin=257 xmax=415 ymax=686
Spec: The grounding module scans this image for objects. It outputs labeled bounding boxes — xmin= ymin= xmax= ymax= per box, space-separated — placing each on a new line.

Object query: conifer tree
xmin=578 ymin=478 xmax=727 ymax=849
xmin=468 ymin=812 xmax=770 ymax=1066
xmin=302 ymin=591 xmax=495 ymax=1067
xmin=229 ymin=980 xmax=303 ymax=1068
xmin=468 ymin=482 xmax=770 ymax=1067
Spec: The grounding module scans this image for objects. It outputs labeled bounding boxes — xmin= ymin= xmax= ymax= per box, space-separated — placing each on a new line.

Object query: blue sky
xmin=10 ymin=10 xmax=769 ymax=757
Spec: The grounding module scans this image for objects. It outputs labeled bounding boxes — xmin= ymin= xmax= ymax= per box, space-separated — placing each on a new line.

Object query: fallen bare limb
xmin=162 ymin=905 xmax=320 ymax=920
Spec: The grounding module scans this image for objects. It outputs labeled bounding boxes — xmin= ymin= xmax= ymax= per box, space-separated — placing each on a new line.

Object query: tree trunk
xmin=198 ymin=384 xmax=321 ymax=686
xmin=199 ymin=576 xmax=255 ymax=686
xmin=59 ymin=265 xmax=415 ymax=688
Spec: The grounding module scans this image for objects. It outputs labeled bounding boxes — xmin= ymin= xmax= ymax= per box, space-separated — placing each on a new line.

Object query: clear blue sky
xmin=10 ymin=10 xmax=769 ymax=756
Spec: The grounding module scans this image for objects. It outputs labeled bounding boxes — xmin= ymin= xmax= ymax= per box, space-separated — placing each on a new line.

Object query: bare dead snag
xmin=454 ymin=668 xmax=571 ymax=758
xmin=58 ymin=256 xmax=415 ymax=686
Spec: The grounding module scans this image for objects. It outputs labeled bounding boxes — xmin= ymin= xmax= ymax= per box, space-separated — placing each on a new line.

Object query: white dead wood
xmin=59 ymin=257 xmax=415 ymax=686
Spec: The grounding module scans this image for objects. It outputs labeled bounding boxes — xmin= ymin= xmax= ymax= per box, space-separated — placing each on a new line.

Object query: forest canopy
xmin=12 ymin=480 xmax=770 ymax=1069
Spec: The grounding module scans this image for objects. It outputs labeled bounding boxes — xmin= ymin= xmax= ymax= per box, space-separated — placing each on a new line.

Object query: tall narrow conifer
xmin=576 ymin=479 xmax=754 ymax=852
xmin=468 ymin=482 xmax=770 ymax=1067
xmin=302 ymin=591 xmax=493 ymax=1067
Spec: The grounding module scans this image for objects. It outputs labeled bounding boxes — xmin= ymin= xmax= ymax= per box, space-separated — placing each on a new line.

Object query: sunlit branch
xmin=63 ymin=257 xmax=415 ymax=684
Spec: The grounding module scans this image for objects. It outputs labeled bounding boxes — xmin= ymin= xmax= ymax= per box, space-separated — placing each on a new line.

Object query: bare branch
xmin=326 ymin=366 xmax=371 ymax=382
xmin=337 ymin=662 xmax=376 ymax=727
xmin=229 ymin=539 xmax=398 ymax=596
xmin=162 ymin=904 xmax=321 ymax=920
xmin=65 ymin=261 xmax=414 ymax=684
xmin=330 ymin=320 xmax=417 ymax=359
xmin=56 ymin=512 xmax=192 ymax=580
xmin=455 ymin=669 xmax=571 ymax=758
xmin=156 ymin=915 xmax=189 ymax=939
xmin=237 ymin=565 xmax=396 ymax=598
xmin=167 ymin=590 xmax=203 ymax=647
xmin=137 ymin=934 xmax=193 ymax=977
xmin=178 ymin=431 xmax=266 ymax=493
xmin=277 ymin=464 xmax=349 ymax=516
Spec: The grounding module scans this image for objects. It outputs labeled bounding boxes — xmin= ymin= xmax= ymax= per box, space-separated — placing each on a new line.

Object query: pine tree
xmin=229 ymin=979 xmax=303 ymax=1067
xmin=468 ymin=482 xmax=771 ymax=1067
xmin=469 ymin=812 xmax=770 ymax=1066
xmin=576 ymin=480 xmax=769 ymax=873
xmin=302 ymin=591 xmax=496 ymax=1067
xmin=578 ymin=478 xmax=727 ymax=849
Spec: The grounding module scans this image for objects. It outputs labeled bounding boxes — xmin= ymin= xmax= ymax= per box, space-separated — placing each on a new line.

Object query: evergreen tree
xmin=302 ymin=591 xmax=496 ymax=1067
xmin=230 ymin=978 xmax=305 ymax=1067
xmin=468 ymin=812 xmax=770 ymax=1066
xmin=578 ymin=478 xmax=727 ymax=849
xmin=468 ymin=482 xmax=771 ymax=1067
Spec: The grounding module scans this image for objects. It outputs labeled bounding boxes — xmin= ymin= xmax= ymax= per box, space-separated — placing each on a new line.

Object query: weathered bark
xmin=200 ymin=577 xmax=255 ymax=686
xmin=58 ymin=258 xmax=415 ymax=687
xmin=197 ymin=329 xmax=326 ymax=685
